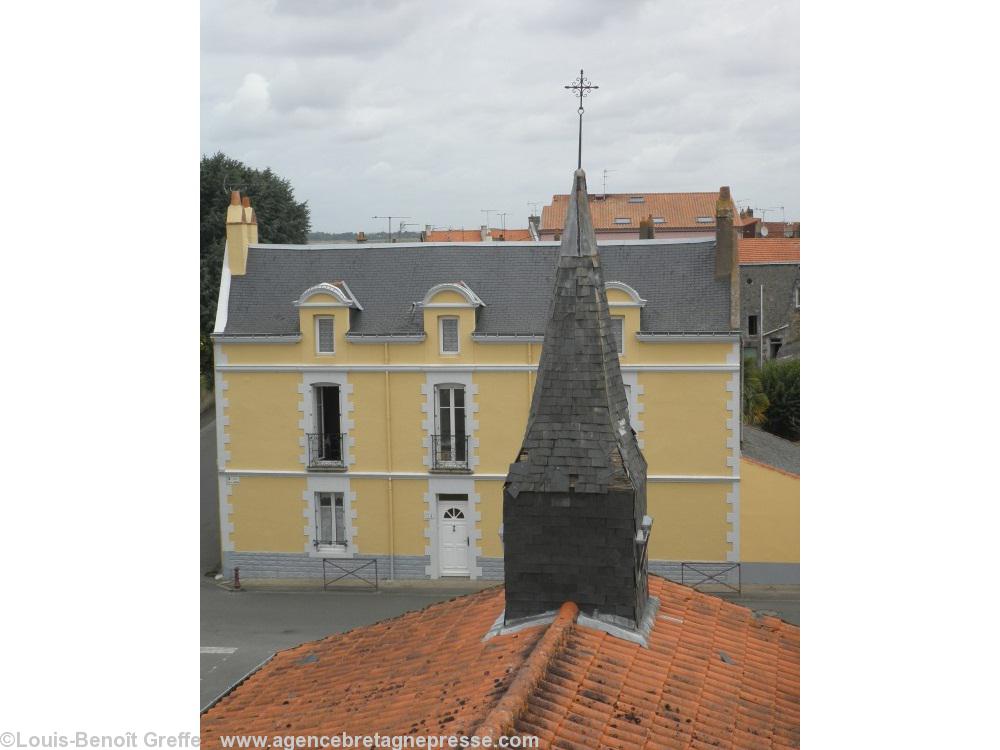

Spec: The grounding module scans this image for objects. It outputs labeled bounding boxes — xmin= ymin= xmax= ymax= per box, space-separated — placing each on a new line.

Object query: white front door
xmin=438 ymin=502 xmax=470 ymax=576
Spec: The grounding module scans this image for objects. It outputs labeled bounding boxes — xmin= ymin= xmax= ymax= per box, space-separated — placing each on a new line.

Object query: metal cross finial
xmin=564 ymin=68 xmax=598 ymax=169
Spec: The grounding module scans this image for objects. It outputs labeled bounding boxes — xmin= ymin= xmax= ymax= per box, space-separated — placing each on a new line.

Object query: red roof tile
xmin=540 ymin=192 xmax=751 ymax=233
xmin=424 ymin=229 xmax=534 ymax=242
xmin=201 ymin=577 xmax=799 ymax=749
xmin=740 ymin=238 xmax=800 ymax=264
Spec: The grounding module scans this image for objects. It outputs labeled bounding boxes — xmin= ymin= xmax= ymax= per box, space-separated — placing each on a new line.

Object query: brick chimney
xmin=503 ymin=169 xmax=652 ymax=631
xmin=226 ymin=191 xmax=258 ymax=276
xmin=638 ymin=214 xmax=655 ymax=239
xmin=356 ymin=231 xmax=367 ymax=243
xmin=715 ymin=186 xmax=740 ymax=329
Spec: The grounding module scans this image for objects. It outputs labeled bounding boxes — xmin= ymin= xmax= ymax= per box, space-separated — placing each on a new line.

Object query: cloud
xmin=201 ymin=0 xmax=799 ymax=231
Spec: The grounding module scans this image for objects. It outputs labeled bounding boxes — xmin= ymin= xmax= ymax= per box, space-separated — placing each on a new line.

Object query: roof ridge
xmin=473 ymin=601 xmax=579 ymax=742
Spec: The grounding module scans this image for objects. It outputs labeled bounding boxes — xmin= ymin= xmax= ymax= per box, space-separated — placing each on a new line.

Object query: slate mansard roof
xmin=221 ymin=240 xmax=734 ymax=337
xmin=200 ymin=577 xmax=800 ymax=749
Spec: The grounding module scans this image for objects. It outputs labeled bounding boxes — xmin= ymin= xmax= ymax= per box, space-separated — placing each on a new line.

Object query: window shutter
xmin=316 ymin=317 xmax=335 ymax=353
xmin=441 ymin=318 xmax=459 ymax=353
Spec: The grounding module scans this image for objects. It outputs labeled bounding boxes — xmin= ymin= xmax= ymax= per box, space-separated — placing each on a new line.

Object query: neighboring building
xmin=212 ymin=182 xmax=793 ymax=586
xmin=738 ymin=210 xmax=801 ymax=239
xmin=740 ymin=238 xmax=800 ymax=364
xmin=538 ymin=190 xmax=753 ymax=240
xmin=740 ymin=425 xmax=799 ymax=581
xmin=422 ymin=226 xmax=535 ymax=242
xmin=202 ymin=172 xmax=800 ymax=748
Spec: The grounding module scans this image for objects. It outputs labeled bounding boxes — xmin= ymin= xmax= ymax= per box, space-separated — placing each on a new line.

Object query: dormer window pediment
xmin=295 ymin=281 xmax=363 ymax=309
xmin=419 ymin=281 xmax=485 ymax=309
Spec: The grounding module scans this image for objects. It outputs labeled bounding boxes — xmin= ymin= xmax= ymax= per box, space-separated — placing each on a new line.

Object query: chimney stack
xmin=502 ymin=169 xmax=651 ymax=632
xmin=356 ymin=231 xmax=367 ymax=243
xmin=715 ymin=186 xmax=740 ymax=329
xmin=638 ymin=214 xmax=655 ymax=240
xmin=226 ymin=191 xmax=258 ymax=276
xmin=480 ymin=225 xmax=490 ymax=242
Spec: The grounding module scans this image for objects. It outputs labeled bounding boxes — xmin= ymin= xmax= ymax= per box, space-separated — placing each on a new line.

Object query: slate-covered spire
xmin=503 ymin=169 xmax=650 ymax=629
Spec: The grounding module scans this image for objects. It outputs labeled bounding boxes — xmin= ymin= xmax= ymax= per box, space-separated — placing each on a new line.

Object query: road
xmin=201 ymin=413 xmax=221 ymax=575
xmin=200 ymin=579 xmax=471 ymax=710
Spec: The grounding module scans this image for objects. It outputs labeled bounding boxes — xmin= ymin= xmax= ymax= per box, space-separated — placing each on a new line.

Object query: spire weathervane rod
xmin=564 ymin=68 xmax=599 ymax=170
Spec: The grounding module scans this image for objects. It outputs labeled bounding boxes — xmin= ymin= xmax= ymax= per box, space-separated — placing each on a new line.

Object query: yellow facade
xmin=739 ymin=459 xmax=800 ymax=563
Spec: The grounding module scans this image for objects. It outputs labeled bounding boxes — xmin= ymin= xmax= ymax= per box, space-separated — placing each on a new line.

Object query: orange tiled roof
xmin=491 ymin=228 xmax=533 ymax=241
xmin=425 ymin=228 xmax=534 ymax=242
xmin=424 ymin=229 xmax=484 ymax=242
xmin=201 ymin=577 xmax=799 ymax=749
xmin=740 ymin=238 xmax=800 ymax=265
xmin=540 ymin=192 xmax=750 ymax=233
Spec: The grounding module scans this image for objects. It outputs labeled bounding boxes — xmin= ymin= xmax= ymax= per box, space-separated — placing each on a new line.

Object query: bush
xmin=760 ymin=358 xmax=799 ymax=441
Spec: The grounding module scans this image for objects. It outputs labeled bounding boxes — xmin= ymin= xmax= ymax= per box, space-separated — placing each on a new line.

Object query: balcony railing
xmin=307 ymin=433 xmax=346 ymax=469
xmin=431 ymin=434 xmax=470 ymax=471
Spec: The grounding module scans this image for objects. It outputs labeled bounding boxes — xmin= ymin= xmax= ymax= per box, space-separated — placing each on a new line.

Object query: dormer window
xmin=613 ymin=217 xmax=631 ymax=225
xmin=315 ymin=316 xmax=335 ymax=354
xmin=439 ymin=316 xmax=459 ymax=354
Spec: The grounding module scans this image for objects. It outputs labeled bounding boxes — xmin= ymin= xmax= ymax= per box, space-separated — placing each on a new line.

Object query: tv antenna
xmin=480 ymin=208 xmax=501 ymax=231
xmin=602 ymin=169 xmax=617 ymax=196
xmin=371 ymin=215 xmax=410 ymax=243
xmin=527 ymin=201 xmax=541 ymax=216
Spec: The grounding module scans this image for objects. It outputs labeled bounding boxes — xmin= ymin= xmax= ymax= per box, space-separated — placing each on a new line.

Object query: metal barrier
xmin=322 ymin=558 xmax=378 ymax=591
xmin=680 ymin=562 xmax=741 ymax=595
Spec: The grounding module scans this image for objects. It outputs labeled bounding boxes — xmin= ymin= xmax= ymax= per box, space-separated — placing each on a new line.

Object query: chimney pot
xmin=241 ymin=196 xmax=251 ymax=208
xmin=230 ymin=191 xmax=241 ymax=206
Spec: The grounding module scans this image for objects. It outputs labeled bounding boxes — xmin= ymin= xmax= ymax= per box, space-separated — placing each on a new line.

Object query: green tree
xmin=760 ymin=358 xmax=800 ymax=441
xmin=200 ymin=152 xmax=311 ymax=387
xmin=742 ymin=357 xmax=770 ymax=426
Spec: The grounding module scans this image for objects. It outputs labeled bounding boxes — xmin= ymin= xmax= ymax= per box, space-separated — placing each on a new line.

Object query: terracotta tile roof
xmin=201 ymin=577 xmax=799 ymax=748
xmin=540 ymin=192 xmax=751 ymax=233
xmin=491 ymin=228 xmax=533 ymax=241
xmin=424 ymin=229 xmax=484 ymax=242
xmin=423 ymin=229 xmax=534 ymax=242
xmin=740 ymin=238 xmax=800 ymax=265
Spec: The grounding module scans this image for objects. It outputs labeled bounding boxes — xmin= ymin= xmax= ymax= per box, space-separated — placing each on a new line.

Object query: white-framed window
xmin=439 ymin=316 xmax=460 ymax=354
xmin=652 ymin=217 xmax=666 ymax=224
xmin=627 ymin=196 xmax=645 ymax=203
xmin=612 ymin=316 xmax=625 ymax=355
xmin=315 ymin=492 xmax=346 ymax=550
xmin=434 ymin=385 xmax=467 ymax=467
xmin=696 ymin=216 xmax=714 ymax=224
xmin=613 ymin=217 xmax=631 ymax=225
xmin=315 ymin=315 xmax=335 ymax=354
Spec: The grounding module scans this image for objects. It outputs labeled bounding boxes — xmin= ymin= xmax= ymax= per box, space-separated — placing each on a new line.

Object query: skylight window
xmin=652 ymin=217 xmax=666 ymax=224
xmin=613 ymin=217 xmax=631 ymax=225
xmin=627 ymin=196 xmax=645 ymax=203
xmin=696 ymin=216 xmax=714 ymax=224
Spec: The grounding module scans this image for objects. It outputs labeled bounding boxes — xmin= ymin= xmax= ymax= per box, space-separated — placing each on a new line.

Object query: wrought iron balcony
xmin=307 ymin=433 xmax=346 ymax=470
xmin=431 ymin=434 xmax=470 ymax=471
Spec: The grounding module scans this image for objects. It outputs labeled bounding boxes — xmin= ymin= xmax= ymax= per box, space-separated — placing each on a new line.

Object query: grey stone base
xmin=222 ymin=553 xmax=798 ymax=586
xmin=479 ymin=557 xmax=504 ymax=580
xmin=222 ymin=552 xmax=430 ymax=580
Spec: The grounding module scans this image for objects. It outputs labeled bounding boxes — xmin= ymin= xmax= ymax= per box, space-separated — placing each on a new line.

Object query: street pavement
xmin=200 ymin=579 xmax=472 ymax=710
xmin=201 ymin=414 xmax=221 ymax=575
xmin=200 ymin=577 xmax=798 ymax=711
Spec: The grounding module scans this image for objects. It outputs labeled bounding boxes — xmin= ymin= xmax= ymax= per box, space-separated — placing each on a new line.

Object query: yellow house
xmin=212 ymin=188 xmax=798 ymax=585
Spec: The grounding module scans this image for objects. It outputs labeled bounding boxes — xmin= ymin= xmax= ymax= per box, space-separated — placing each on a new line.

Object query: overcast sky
xmin=201 ymin=0 xmax=799 ymax=234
